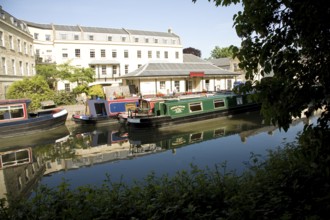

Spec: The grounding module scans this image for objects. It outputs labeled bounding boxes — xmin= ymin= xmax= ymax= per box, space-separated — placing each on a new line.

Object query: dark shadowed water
xmin=0 ymin=112 xmax=314 ymax=201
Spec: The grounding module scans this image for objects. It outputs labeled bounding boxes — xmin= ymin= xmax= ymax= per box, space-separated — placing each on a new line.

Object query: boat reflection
xmin=0 ymin=112 xmax=277 ymax=205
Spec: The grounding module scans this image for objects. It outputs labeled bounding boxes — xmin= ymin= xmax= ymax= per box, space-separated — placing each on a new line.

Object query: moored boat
xmin=124 ymin=92 xmax=260 ymax=128
xmin=71 ymin=98 xmax=138 ymax=125
xmin=0 ymin=99 xmax=68 ymax=138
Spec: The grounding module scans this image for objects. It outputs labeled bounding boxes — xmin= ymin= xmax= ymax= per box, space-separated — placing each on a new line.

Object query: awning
xmin=189 ymin=72 xmax=205 ymax=77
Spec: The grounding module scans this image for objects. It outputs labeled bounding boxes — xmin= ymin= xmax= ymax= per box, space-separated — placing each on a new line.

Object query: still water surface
xmin=0 ymin=112 xmax=312 ymax=201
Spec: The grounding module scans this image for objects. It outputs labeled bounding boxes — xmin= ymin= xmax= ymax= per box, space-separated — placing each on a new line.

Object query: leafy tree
xmin=36 ymin=64 xmax=60 ymax=90
xmin=193 ymin=0 xmax=330 ymax=131
xmin=210 ymin=46 xmax=234 ymax=58
xmin=6 ymin=76 xmax=56 ymax=110
xmin=183 ymin=47 xmax=202 ymax=57
xmin=88 ymin=85 xmax=105 ymax=99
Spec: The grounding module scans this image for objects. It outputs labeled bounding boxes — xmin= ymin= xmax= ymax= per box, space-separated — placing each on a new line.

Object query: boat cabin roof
xmin=0 ymin=99 xmax=31 ymax=106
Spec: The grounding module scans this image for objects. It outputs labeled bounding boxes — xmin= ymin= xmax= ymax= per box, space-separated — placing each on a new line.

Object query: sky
xmin=0 ymin=0 xmax=243 ymax=59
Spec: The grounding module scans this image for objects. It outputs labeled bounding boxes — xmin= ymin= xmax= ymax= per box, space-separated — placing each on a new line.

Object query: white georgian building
xmin=25 ymin=21 xmax=183 ymax=91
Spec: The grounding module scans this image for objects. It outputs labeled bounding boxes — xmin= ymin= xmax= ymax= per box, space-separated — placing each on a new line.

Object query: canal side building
xmin=0 ymin=7 xmax=35 ymax=99
xmin=24 ymin=20 xmax=183 ymax=91
xmin=120 ymin=54 xmax=240 ymax=96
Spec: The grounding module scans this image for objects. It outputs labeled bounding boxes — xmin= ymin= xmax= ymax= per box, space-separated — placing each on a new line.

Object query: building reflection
xmin=1 ymin=112 xmax=287 ymax=205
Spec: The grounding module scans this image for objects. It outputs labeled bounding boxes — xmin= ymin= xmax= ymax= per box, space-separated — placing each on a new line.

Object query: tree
xmin=210 ymin=46 xmax=234 ymax=58
xmin=6 ymin=76 xmax=56 ymax=110
xmin=36 ymin=63 xmax=61 ymax=90
xmin=183 ymin=47 xmax=202 ymax=57
xmin=193 ymin=0 xmax=330 ymax=131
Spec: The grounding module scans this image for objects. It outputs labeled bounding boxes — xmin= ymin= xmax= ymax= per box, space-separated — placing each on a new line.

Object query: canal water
xmin=0 ymin=112 xmax=313 ymax=201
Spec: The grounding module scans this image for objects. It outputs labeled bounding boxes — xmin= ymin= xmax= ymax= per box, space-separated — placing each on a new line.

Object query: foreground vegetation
xmin=1 ymin=125 xmax=329 ymax=219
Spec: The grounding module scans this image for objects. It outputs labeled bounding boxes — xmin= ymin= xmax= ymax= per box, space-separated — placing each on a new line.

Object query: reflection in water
xmin=0 ymin=112 xmax=311 ymax=204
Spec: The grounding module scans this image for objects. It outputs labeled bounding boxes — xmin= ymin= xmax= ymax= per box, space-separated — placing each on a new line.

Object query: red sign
xmin=189 ymin=72 xmax=205 ymax=77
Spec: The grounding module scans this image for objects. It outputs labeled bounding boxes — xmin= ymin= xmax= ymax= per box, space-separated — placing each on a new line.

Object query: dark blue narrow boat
xmin=0 ymin=99 xmax=68 ymax=138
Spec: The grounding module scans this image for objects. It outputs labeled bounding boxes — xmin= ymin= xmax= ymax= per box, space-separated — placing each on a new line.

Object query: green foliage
xmin=194 ymin=0 xmax=330 ymax=131
xmin=183 ymin=47 xmax=202 ymax=57
xmin=6 ymin=76 xmax=56 ymax=110
xmin=36 ymin=64 xmax=60 ymax=90
xmin=52 ymin=91 xmax=76 ymax=106
xmin=1 ymin=126 xmax=329 ymax=219
xmin=88 ymin=85 xmax=105 ymax=99
xmin=210 ymin=46 xmax=234 ymax=58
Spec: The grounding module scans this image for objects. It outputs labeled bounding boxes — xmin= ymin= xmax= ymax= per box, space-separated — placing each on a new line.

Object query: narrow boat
xmin=0 ymin=99 xmax=68 ymax=138
xmin=71 ymin=98 xmax=138 ymax=125
xmin=124 ymin=92 xmax=260 ymax=128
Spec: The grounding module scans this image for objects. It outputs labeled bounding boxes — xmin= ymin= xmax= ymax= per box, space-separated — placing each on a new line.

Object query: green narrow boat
xmin=125 ymin=92 xmax=260 ymax=128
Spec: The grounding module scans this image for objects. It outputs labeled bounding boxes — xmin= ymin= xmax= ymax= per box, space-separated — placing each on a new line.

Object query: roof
xmin=121 ymin=54 xmax=239 ymax=79
xmin=209 ymin=58 xmax=231 ymax=67
xmin=23 ymin=21 xmax=179 ymax=38
xmin=0 ymin=8 xmax=31 ymax=35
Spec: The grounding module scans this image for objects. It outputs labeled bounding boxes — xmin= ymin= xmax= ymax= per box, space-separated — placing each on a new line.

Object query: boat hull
xmin=71 ymin=115 xmax=118 ymax=125
xmin=0 ymin=109 xmax=68 ymax=138
xmin=127 ymin=103 xmax=261 ymax=128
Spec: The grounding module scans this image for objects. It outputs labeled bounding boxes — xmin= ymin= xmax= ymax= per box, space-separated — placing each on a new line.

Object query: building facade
xmin=0 ymin=7 xmax=35 ymax=99
xmin=25 ymin=21 xmax=183 ymax=91
xmin=121 ymin=54 xmax=240 ymax=97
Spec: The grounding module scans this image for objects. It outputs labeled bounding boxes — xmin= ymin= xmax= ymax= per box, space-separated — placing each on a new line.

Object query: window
xmin=35 ymin=49 xmax=40 ymax=57
xmin=75 ymin=49 xmax=80 ymax=57
xmin=107 ymin=36 xmax=112 ymax=41
xmin=112 ymin=50 xmax=117 ymax=58
xmin=122 ymin=37 xmax=126 ymax=42
xmin=145 ymin=38 xmax=149 ymax=43
xmin=163 ymin=39 xmax=167 ymax=44
xmin=236 ymin=97 xmax=243 ymax=105
xmin=34 ymin=33 xmax=39 ymax=40
xmin=24 ymin=42 xmax=27 ymax=54
xmin=154 ymin=38 xmax=158 ymax=43
xmin=30 ymin=45 xmax=33 ymax=56
xmin=89 ymin=35 xmax=94 ymax=40
xmin=174 ymin=81 xmax=180 ymax=92
xmin=148 ymin=51 xmax=152 ymax=58
xmin=189 ymin=102 xmax=202 ymax=112
xmin=90 ymin=49 xmax=95 ymax=58
xmin=65 ymin=83 xmax=70 ymax=92
xmin=62 ymin=53 xmax=68 ymax=58
xmin=164 ymin=51 xmax=168 ymax=59
xmin=19 ymin=61 xmax=23 ymax=75
xmin=60 ymin=34 xmax=67 ymax=40
xmin=175 ymin=51 xmax=179 ymax=59
xmin=17 ymin=39 xmax=21 ymax=52
xmin=9 ymin=35 xmax=13 ymax=49
xmin=2 ymin=57 xmax=6 ymax=75
xmin=135 ymin=37 xmax=139 ymax=42
xmin=160 ymin=81 xmax=165 ymax=89
xmin=101 ymin=65 xmax=106 ymax=75
xmin=101 ymin=49 xmax=106 ymax=58
xmin=45 ymin=34 xmax=51 ymax=41
xmin=138 ymin=64 xmax=142 ymax=68
xmin=113 ymin=66 xmax=117 ymax=75
xmin=172 ymin=39 xmax=176 ymax=44
xmin=0 ymin=31 xmax=3 ymax=47
xmin=124 ymin=50 xmax=129 ymax=58
xmin=11 ymin=59 xmax=16 ymax=75
xmin=74 ymin=34 xmax=79 ymax=40
xmin=26 ymin=62 xmax=30 ymax=75
xmin=0 ymin=104 xmax=25 ymax=120
xmin=214 ymin=100 xmax=225 ymax=108
xmin=156 ymin=51 xmax=160 ymax=58
xmin=137 ymin=50 xmax=141 ymax=58
xmin=125 ymin=65 xmax=129 ymax=74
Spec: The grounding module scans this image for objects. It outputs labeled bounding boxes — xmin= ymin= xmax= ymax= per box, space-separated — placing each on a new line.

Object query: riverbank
xmin=59 ymin=104 xmax=85 ymax=125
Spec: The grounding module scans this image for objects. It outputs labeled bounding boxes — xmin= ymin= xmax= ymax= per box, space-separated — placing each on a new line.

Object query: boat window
xmin=94 ymin=103 xmax=107 ymax=116
xmin=190 ymin=132 xmax=203 ymax=142
xmin=0 ymin=105 xmax=24 ymax=120
xmin=214 ymin=99 xmax=225 ymax=108
xmin=236 ymin=97 xmax=243 ymax=105
xmin=189 ymin=102 xmax=202 ymax=112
